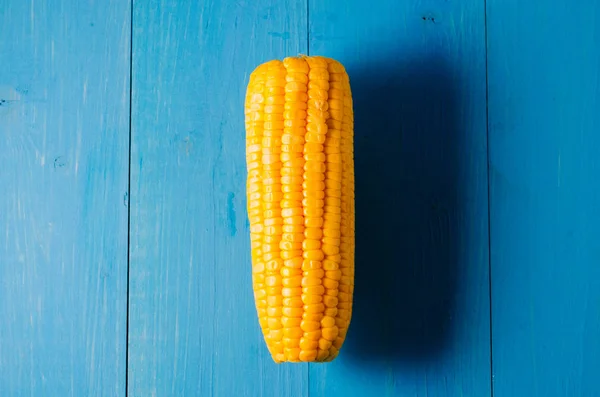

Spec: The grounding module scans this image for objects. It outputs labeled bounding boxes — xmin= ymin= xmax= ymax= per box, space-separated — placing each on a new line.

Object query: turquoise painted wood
xmin=127 ymin=1 xmax=308 ymax=395
xmin=3 ymin=0 xmax=600 ymax=395
xmin=0 ymin=1 xmax=131 ymax=396
xmin=487 ymin=1 xmax=600 ymax=396
xmin=308 ymin=0 xmax=491 ymax=396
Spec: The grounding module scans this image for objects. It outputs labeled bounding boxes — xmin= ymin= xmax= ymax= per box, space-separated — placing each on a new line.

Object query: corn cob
xmin=245 ymin=55 xmax=355 ymax=363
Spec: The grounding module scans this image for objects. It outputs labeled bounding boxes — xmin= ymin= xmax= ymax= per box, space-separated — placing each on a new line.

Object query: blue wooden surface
xmin=0 ymin=0 xmax=131 ymax=396
xmin=487 ymin=1 xmax=600 ymax=396
xmin=2 ymin=0 xmax=600 ymax=396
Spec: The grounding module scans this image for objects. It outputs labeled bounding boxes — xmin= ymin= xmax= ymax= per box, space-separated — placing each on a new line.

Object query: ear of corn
xmin=245 ymin=55 xmax=355 ymax=363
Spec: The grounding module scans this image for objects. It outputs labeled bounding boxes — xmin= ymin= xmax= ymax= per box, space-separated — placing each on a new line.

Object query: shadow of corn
xmin=343 ymin=54 xmax=462 ymax=363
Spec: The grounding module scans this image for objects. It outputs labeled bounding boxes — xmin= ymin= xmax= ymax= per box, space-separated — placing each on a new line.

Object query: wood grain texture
xmin=487 ymin=1 xmax=600 ymax=396
xmin=308 ymin=1 xmax=491 ymax=396
xmin=127 ymin=1 xmax=308 ymax=395
xmin=0 ymin=1 xmax=131 ymax=396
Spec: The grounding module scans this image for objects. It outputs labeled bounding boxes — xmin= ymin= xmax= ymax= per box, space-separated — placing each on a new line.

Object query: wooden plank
xmin=127 ymin=1 xmax=308 ymax=395
xmin=0 ymin=1 xmax=131 ymax=396
xmin=308 ymin=1 xmax=491 ymax=396
xmin=487 ymin=2 xmax=600 ymax=396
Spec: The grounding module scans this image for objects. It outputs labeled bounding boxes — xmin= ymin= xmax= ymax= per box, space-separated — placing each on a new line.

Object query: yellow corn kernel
xmin=299 ymin=350 xmax=318 ymax=362
xmin=316 ymin=349 xmax=329 ymax=361
xmin=283 ymin=337 xmax=299 ymax=348
xmin=319 ymin=339 xmax=332 ymax=350
xmin=300 ymin=320 xmax=320 ymax=332
xmin=322 ymin=326 xmax=339 ymax=341
xmin=300 ymin=338 xmax=319 ymax=350
xmin=283 ymin=327 xmax=304 ymax=338
xmin=281 ymin=267 xmax=302 ymax=278
xmin=285 ymin=348 xmax=301 ymax=362
xmin=301 ymin=294 xmax=323 ymax=304
xmin=303 ymin=312 xmax=323 ymax=322
xmin=281 ymin=316 xmax=301 ymax=328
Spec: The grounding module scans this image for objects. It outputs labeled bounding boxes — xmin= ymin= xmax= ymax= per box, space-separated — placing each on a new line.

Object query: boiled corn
xmin=245 ymin=55 xmax=355 ymax=363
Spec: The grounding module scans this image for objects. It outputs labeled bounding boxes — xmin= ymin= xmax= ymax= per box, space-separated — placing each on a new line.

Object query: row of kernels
xmin=317 ymin=256 xmax=342 ymax=360
xmin=331 ymin=68 xmax=355 ymax=357
xmin=301 ymin=255 xmax=325 ymax=357
xmin=246 ymin=69 xmax=269 ymax=343
xmin=261 ymin=62 xmax=286 ymax=361
xmin=302 ymin=70 xmax=327 ymax=267
xmin=279 ymin=57 xmax=311 ymax=362
xmin=297 ymin=57 xmax=331 ymax=362
xmin=322 ymin=86 xmax=343 ymax=281
xmin=324 ymin=60 xmax=353 ymax=360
